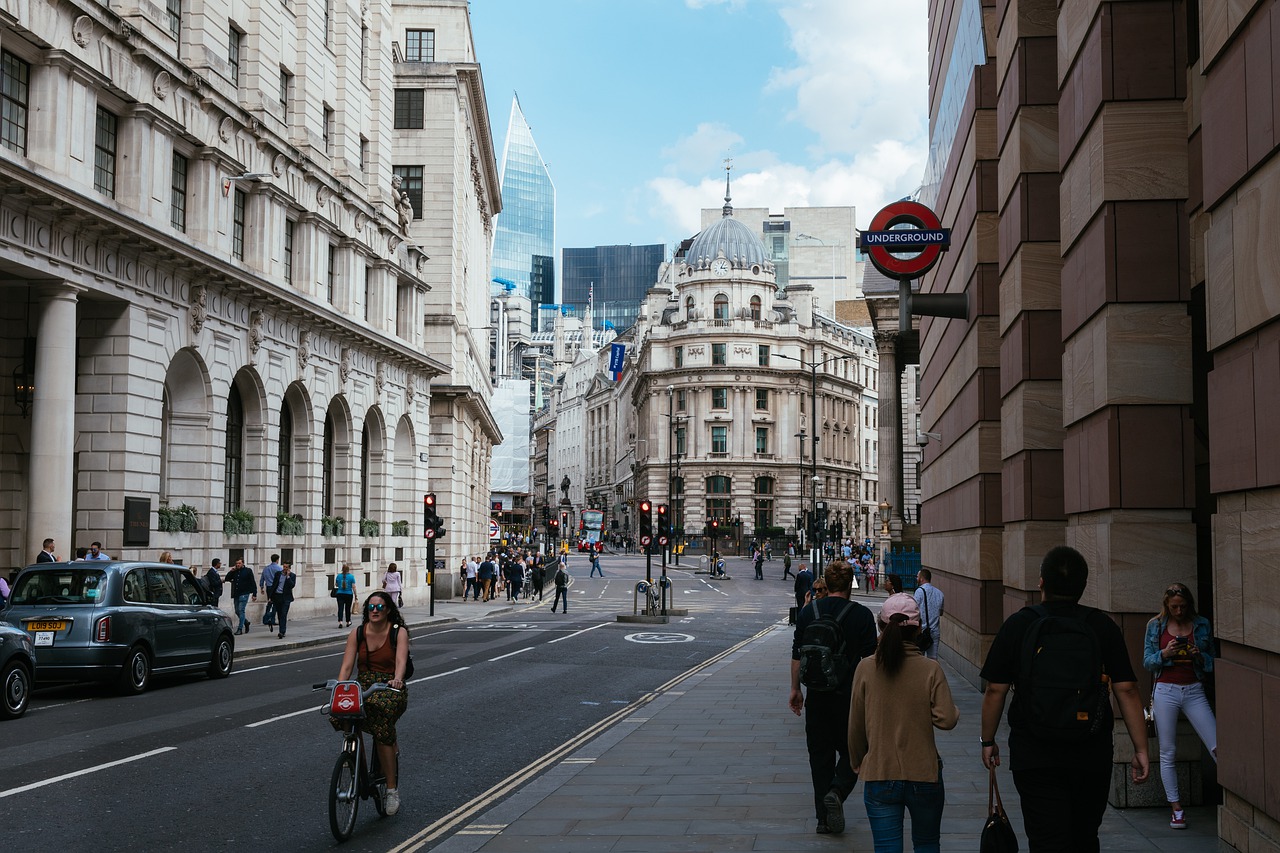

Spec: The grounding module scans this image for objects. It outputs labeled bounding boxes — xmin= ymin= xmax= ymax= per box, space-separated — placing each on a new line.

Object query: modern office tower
xmin=561 ymin=244 xmax=666 ymax=333
xmin=491 ymin=95 xmax=556 ymax=328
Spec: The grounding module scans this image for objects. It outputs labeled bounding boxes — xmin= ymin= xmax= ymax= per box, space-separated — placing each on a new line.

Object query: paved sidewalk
xmin=425 ymin=623 xmax=1216 ymax=853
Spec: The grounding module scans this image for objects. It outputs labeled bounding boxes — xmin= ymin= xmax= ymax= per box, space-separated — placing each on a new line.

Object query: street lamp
xmin=665 ymin=386 xmax=688 ymax=566
xmin=795 ymin=232 xmax=840 ymax=291
xmin=877 ymin=499 xmax=892 ymax=581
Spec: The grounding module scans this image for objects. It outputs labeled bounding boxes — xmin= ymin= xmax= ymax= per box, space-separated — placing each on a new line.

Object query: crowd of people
xmin=457 ymin=547 xmax=580 ymax=609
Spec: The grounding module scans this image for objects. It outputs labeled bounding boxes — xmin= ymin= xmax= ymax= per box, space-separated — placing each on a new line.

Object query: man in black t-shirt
xmin=788 ymin=560 xmax=877 ymax=835
xmin=979 ymin=546 xmax=1150 ymax=853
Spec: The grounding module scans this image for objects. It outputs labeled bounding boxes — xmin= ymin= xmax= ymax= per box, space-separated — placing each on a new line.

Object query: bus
xmin=579 ymin=509 xmax=605 ymax=552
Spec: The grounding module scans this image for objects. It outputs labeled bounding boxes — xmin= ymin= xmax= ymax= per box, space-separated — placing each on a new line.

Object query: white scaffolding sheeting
xmin=491 ymin=379 xmax=531 ymax=492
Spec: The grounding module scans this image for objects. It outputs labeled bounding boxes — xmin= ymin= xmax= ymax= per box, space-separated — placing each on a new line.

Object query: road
xmin=0 ymin=554 xmax=800 ymax=851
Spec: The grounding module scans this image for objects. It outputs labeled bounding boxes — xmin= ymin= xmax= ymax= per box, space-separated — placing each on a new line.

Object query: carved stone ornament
xmin=248 ymin=309 xmax=264 ymax=358
xmin=339 ymin=347 xmax=351 ymax=389
xmin=272 ymin=153 xmax=286 ymax=177
xmin=316 ymin=185 xmax=329 ymax=208
xmin=387 ymin=233 xmax=401 ymax=254
xmin=354 ymin=212 xmax=367 ymax=233
xmin=297 ymin=330 xmax=311 ymax=372
xmin=189 ymin=285 xmax=207 ymax=335
xmin=415 ymin=254 xmax=427 ymax=275
xmin=375 ymin=362 xmax=385 ymax=398
xmin=405 ymin=374 xmax=416 ymax=404
xmin=73 ymin=15 xmax=94 ymax=47
xmin=153 ymin=71 xmax=172 ymax=100
xmin=219 ymin=117 xmax=236 ymax=142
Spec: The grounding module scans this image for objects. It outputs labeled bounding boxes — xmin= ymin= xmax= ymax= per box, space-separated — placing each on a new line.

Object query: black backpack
xmin=1016 ymin=604 xmax=1109 ymax=741
xmin=798 ymin=600 xmax=856 ymax=692
xmin=357 ymin=623 xmax=415 ymax=680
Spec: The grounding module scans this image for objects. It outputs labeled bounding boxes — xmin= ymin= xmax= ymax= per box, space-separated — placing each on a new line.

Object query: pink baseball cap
xmin=881 ymin=593 xmax=921 ymax=626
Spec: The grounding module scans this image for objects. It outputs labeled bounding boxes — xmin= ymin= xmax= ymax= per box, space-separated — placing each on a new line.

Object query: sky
xmin=469 ymin=0 xmax=931 ymax=260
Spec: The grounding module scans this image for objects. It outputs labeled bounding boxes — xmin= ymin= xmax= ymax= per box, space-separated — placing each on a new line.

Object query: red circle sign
xmin=864 ymin=200 xmax=946 ymax=279
xmin=641 ymin=535 xmax=651 ymax=546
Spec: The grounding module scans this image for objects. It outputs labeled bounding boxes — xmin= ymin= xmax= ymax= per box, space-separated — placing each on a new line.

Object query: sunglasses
xmin=813 ymin=586 xmax=828 ymax=593
xmin=1166 ymin=586 xmax=1187 ymax=597
xmin=367 ymin=603 xmax=386 ymax=612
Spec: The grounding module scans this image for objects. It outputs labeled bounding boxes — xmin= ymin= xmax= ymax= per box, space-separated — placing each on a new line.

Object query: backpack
xmin=1015 ymin=604 xmax=1109 ymax=741
xmin=798 ymin=600 xmax=856 ymax=692
xmin=357 ymin=623 xmax=415 ymax=680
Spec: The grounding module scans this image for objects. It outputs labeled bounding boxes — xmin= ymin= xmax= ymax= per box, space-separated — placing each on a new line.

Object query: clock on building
xmin=710 ymin=258 xmax=730 ymax=277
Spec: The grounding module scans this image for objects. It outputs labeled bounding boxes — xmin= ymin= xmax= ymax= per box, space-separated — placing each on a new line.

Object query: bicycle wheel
xmin=329 ymin=751 xmax=359 ymax=841
xmin=370 ymin=745 xmax=386 ymax=816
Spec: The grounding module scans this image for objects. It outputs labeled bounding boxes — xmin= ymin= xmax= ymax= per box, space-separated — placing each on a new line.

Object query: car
xmin=0 ymin=620 xmax=36 ymax=719
xmin=5 ymin=561 xmax=235 ymax=694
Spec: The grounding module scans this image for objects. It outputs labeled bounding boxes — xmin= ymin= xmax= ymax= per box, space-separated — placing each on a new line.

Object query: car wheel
xmin=0 ymin=659 xmax=31 ymax=719
xmin=117 ymin=645 xmax=151 ymax=695
xmin=207 ymin=634 xmax=234 ymax=679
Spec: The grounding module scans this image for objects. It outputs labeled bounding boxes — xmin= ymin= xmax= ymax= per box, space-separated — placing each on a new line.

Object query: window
xmin=758 ymin=345 xmax=770 ymax=367
xmin=755 ymin=389 xmax=768 ymax=410
xmin=323 ymin=106 xmax=334 ymax=156
xmin=360 ymin=24 xmax=368 ymax=82
xmin=685 ymin=296 xmax=695 ymax=318
xmin=360 ymin=419 xmax=373 ymax=520
xmin=224 ymin=385 xmax=244 ymax=512
xmin=232 ymin=189 xmax=246 ymax=260
xmin=327 ymin=244 xmax=337 ymax=303
xmin=404 ymin=29 xmax=435 ymax=62
xmin=712 ymin=343 xmax=726 ymax=365
xmin=0 ymin=51 xmax=30 ymax=154
xmin=363 ymin=265 xmax=372 ymax=322
xmin=166 ymin=0 xmax=181 ymax=37
xmin=675 ymin=426 xmax=686 ymax=456
xmin=283 ymin=219 xmax=295 ymax=284
xmin=324 ymin=0 xmax=333 ymax=45
xmin=706 ymin=475 xmax=731 ymax=521
xmin=713 ymin=293 xmax=729 ymax=320
xmin=278 ymin=399 xmax=293 ymax=512
xmin=754 ymin=477 xmax=775 ymax=531
xmin=394 ymin=89 xmax=425 ymax=129
xmin=676 ymin=389 xmax=687 ymax=411
xmin=711 ymin=426 xmax=728 ymax=455
xmin=711 ymin=387 xmax=727 ymax=409
xmin=322 ymin=412 xmax=335 ymax=516
xmin=674 ymin=346 xmax=683 ymax=368
xmin=392 ymin=165 xmax=423 ymax=219
xmin=170 ymin=153 xmax=187 ymax=232
xmin=279 ymin=69 xmax=292 ymax=112
xmin=359 ymin=136 xmax=369 ymax=174
xmin=228 ymin=27 xmax=242 ymax=87
xmin=750 ymin=295 xmax=762 ymax=320
xmin=93 ymin=106 xmax=117 ymax=197
xmin=755 ymin=427 xmax=769 ymax=454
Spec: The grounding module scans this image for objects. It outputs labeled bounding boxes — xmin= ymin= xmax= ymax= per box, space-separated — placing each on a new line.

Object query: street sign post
xmin=489 ymin=518 xmax=500 ymax=539
xmin=858 ymin=199 xmax=968 ymax=332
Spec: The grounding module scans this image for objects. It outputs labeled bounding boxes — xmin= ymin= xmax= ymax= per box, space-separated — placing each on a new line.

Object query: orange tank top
xmin=360 ymin=628 xmax=397 ymax=673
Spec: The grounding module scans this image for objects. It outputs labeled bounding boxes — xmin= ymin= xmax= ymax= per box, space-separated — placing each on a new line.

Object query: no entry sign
xmin=859 ymin=200 xmax=950 ymax=279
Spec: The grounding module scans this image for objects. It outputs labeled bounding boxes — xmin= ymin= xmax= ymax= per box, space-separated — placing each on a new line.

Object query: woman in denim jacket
xmin=1142 ymin=582 xmax=1216 ymax=831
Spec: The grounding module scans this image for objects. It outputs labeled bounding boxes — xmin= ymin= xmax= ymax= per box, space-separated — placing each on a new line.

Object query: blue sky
xmin=470 ymin=0 xmax=930 ymax=259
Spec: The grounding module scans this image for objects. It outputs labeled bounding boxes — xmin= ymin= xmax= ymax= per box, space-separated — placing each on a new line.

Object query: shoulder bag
xmin=980 ymin=765 xmax=1018 ymax=852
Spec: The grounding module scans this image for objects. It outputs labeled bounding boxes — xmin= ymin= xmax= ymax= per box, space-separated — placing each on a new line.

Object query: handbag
xmin=1144 ymin=683 xmax=1157 ymax=738
xmin=981 ymin=766 xmax=1018 ymax=852
xmin=916 ymin=588 xmax=934 ymax=652
xmin=329 ymin=588 xmax=338 ymax=598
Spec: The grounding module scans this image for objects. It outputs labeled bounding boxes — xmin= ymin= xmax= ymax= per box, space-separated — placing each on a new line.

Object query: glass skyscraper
xmin=491 ymin=95 xmax=555 ymax=331
xmin=561 ymin=244 xmax=664 ymax=333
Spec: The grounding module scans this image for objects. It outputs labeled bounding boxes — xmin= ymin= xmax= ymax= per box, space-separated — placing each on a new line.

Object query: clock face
xmin=711 ymin=258 xmax=730 ymax=277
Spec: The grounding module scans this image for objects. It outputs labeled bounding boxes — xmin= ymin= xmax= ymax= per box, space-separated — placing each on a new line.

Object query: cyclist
xmin=336 ymin=590 xmax=409 ymax=814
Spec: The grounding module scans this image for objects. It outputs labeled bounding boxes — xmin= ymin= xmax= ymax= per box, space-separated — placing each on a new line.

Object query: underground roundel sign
xmin=859 ymin=200 xmax=950 ymax=280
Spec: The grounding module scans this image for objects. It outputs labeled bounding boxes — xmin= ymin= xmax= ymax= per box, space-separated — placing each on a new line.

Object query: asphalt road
xmin=0 ymin=554 xmax=797 ymax=851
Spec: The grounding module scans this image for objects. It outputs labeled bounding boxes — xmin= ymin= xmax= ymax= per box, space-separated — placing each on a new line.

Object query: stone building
xmin=0 ymin=0 xmax=499 ymax=611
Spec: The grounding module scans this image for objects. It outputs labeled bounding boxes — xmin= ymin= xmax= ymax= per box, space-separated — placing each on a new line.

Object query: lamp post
xmin=665 ymin=387 xmax=688 ymax=566
xmin=877 ymin=499 xmax=892 ymax=586
xmin=795 ymin=232 xmax=840 ymax=291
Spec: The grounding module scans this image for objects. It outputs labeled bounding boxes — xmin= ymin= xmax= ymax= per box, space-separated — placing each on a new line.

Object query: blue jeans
xmin=863 ymin=777 xmax=945 ymax=853
xmin=590 ymin=562 xmax=603 ymax=577
xmin=234 ymin=593 xmax=251 ymax=631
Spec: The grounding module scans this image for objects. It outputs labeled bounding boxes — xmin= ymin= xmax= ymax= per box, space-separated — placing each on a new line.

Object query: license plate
xmin=26 ymin=620 xmax=66 ymax=631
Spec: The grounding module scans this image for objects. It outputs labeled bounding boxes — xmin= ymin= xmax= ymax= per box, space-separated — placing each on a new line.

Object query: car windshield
xmin=12 ymin=568 xmax=108 ymax=605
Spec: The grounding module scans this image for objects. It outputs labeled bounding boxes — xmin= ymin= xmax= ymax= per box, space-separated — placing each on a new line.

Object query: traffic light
xmin=549 ymin=517 xmax=559 ymax=537
xmin=638 ymin=499 xmax=652 ymax=540
xmin=656 ymin=504 xmax=669 ymax=538
xmin=560 ymin=511 xmax=569 ymax=533
xmin=423 ymin=493 xmax=446 ymax=539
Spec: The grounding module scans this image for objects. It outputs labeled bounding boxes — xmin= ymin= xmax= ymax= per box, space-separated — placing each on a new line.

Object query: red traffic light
xmin=550 ymin=519 xmax=559 ymax=527
xmin=425 ymin=493 xmax=436 ymax=508
xmin=711 ymin=519 xmax=719 ymax=528
xmin=639 ymin=499 xmax=652 ymax=513
xmin=657 ymin=504 xmax=667 ymax=516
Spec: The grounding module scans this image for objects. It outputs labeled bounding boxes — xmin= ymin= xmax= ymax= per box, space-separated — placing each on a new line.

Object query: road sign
xmin=640 ymin=534 xmax=652 ymax=546
xmin=659 ymin=536 xmax=668 ymax=545
xmin=859 ymin=200 xmax=949 ymax=279
xmin=489 ymin=518 xmax=500 ymax=539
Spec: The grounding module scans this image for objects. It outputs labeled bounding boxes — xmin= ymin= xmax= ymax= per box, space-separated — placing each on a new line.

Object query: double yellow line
xmin=387 ymin=621 xmax=785 ymax=852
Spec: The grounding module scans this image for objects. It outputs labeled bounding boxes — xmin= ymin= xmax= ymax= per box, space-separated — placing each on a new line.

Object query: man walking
xmin=979 ymin=546 xmax=1150 ymax=852
xmin=226 ymin=559 xmax=257 ymax=635
xmin=793 ymin=562 xmax=813 ymax=609
xmin=589 ymin=550 xmax=603 ymax=577
xmin=782 ymin=550 xmax=794 ymax=580
xmin=204 ymin=558 xmax=224 ymax=606
xmin=753 ymin=547 xmax=765 ymax=580
xmin=267 ymin=562 xmax=296 ymax=639
xmin=259 ymin=554 xmax=282 ymax=630
xmin=550 ymin=561 xmax=569 ymax=613
xmin=913 ymin=568 xmax=944 ymax=660
xmin=788 ymin=560 xmax=877 ymax=835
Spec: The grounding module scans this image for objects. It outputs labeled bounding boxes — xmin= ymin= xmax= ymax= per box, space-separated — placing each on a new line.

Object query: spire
xmin=722 ymin=157 xmax=733 ymax=218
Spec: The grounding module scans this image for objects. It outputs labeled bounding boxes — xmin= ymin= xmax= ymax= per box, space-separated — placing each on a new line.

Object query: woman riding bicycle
xmin=336 ymin=590 xmax=409 ymax=814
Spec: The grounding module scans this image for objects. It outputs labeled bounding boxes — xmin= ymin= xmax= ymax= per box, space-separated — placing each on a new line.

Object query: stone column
xmin=27 ymin=285 xmax=81 ymax=562
xmin=874 ymin=330 xmax=900 ymax=569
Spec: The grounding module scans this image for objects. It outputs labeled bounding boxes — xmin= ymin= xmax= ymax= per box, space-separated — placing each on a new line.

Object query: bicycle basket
xmin=329 ymin=681 xmax=365 ymax=718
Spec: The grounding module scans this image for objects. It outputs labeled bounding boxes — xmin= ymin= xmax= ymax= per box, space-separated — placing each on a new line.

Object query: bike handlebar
xmin=313 ymin=679 xmax=402 ymax=695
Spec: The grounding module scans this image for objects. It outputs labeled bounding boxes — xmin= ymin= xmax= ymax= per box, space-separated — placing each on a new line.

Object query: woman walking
xmin=334 ymin=563 xmax=357 ymax=628
xmin=1142 ymin=582 xmax=1216 ymax=830
xmin=848 ymin=593 xmax=959 ymax=852
xmin=382 ymin=562 xmax=404 ymax=608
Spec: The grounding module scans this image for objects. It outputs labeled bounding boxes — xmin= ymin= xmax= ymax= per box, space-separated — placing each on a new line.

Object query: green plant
xmin=157 ymin=503 xmax=199 ymax=533
xmin=223 ymin=507 xmax=255 ymax=536
xmin=359 ymin=518 xmax=380 ymax=538
xmin=321 ymin=515 xmax=345 ymax=537
xmin=391 ymin=520 xmax=410 ymax=537
xmin=277 ymin=511 xmax=304 ymax=536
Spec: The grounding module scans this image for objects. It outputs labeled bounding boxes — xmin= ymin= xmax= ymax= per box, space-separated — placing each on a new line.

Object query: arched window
xmin=749 ymin=295 xmax=762 ymax=321
xmin=686 ymin=295 xmax=695 ymax=319
xmin=360 ymin=418 xmax=373 ymax=520
xmin=159 ymin=389 xmax=170 ymax=503
xmin=323 ymin=411 xmax=335 ymax=517
xmin=706 ymin=475 xmax=731 ymax=521
xmin=713 ymin=293 xmax=729 ymax=320
xmin=754 ymin=476 xmax=775 ymax=533
xmin=224 ymin=385 xmax=244 ymax=511
xmin=278 ymin=399 xmax=293 ymax=512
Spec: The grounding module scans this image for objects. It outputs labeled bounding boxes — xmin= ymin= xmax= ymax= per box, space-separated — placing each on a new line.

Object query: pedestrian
xmin=754 ymin=548 xmax=764 ymax=580
xmin=36 ymin=538 xmax=58 ymax=563
xmin=1142 ymin=582 xmax=1217 ymax=831
xmin=979 ymin=545 xmax=1150 ymax=853
xmin=260 ymin=554 xmax=282 ymax=630
xmin=533 ymin=557 xmax=548 ymax=601
xmin=806 ymin=579 xmax=828 ymax=604
xmin=334 ymin=562 xmax=357 ymax=628
xmin=550 ymin=561 xmax=569 ymax=613
xmin=268 ymin=561 xmax=296 ymax=639
xmin=465 ymin=555 xmax=480 ymax=601
xmin=226 ymin=558 xmax=257 ymax=634
xmin=783 ymin=550 xmax=794 ymax=580
xmin=84 ymin=541 xmax=111 ymax=560
xmin=589 ymin=550 xmax=603 ymax=577
xmin=503 ymin=553 xmax=522 ymax=600
xmin=157 ymin=550 xmax=174 ymax=564
xmin=794 ymin=563 xmax=814 ymax=609
xmin=912 ymin=569 xmax=944 ymax=660
xmin=849 ymin=592 xmax=959 ymax=852
xmin=204 ymin=558 xmax=224 ymax=606
xmin=789 ymin=560 xmax=878 ymax=835
xmin=0 ymin=572 xmax=10 ymax=608
xmin=382 ymin=561 xmax=404 ymax=607
xmin=884 ymin=573 xmax=902 ymax=595
xmin=765 ymin=541 xmax=772 ymax=560
xmin=335 ymin=591 xmax=409 ymax=816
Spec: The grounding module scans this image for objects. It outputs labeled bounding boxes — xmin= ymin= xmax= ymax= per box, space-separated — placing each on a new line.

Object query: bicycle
xmin=315 ymin=679 xmax=401 ymax=842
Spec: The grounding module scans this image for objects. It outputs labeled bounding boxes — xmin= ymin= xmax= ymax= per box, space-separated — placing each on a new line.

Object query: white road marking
xmin=410 ymin=666 xmax=469 ymax=685
xmin=0 ymin=747 xmax=177 ymax=799
xmin=547 ymin=622 xmax=610 ymax=644
xmin=488 ymin=647 xmax=533 ymax=662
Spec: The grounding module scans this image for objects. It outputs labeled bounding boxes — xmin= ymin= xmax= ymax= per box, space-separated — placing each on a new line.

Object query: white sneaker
xmin=385 ymin=787 xmax=400 ymax=816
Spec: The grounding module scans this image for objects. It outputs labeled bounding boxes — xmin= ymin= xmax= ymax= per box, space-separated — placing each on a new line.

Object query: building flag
xmin=609 ymin=342 xmax=626 ymax=380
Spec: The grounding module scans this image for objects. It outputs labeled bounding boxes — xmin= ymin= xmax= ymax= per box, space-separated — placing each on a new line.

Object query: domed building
xmin=624 ymin=178 xmax=879 ymax=559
